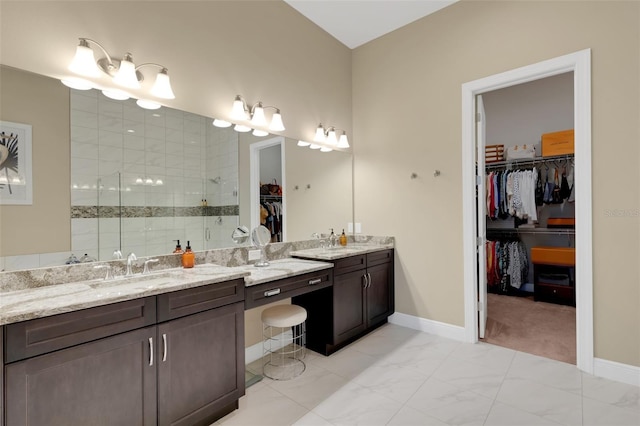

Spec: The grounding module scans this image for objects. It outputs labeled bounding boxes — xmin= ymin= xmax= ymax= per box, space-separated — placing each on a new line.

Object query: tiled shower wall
xmin=71 ymin=89 xmax=239 ymax=260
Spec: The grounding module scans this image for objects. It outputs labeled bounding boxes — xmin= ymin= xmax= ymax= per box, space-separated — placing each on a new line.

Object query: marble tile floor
xmin=214 ymin=323 xmax=639 ymax=426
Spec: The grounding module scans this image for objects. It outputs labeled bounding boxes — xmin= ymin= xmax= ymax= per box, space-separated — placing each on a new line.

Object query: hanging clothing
xmin=486 ymin=239 xmax=529 ymax=292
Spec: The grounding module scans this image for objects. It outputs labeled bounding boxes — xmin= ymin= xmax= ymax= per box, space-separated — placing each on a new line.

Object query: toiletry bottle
xmin=339 ymin=229 xmax=347 ymax=246
xmin=329 ymin=229 xmax=337 ymax=248
xmin=182 ymin=241 xmax=195 ymax=268
xmin=173 ymin=240 xmax=183 ymax=254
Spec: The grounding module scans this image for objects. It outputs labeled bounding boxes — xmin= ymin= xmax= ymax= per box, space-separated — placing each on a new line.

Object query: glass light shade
xmin=145 ymin=178 xmax=153 ymax=185
xmin=309 ymin=144 xmax=321 ymax=150
xmin=102 ymin=89 xmax=130 ymax=100
xmin=136 ymin=99 xmax=161 ymax=110
xmin=252 ymin=129 xmax=269 ymax=137
xmin=320 ymin=147 xmax=333 ymax=152
xmin=230 ymin=96 xmax=247 ymax=120
xmin=69 ymin=43 xmax=101 ymax=77
xmin=212 ymin=119 xmax=232 ymax=128
xmin=337 ymin=132 xmax=350 ymax=148
xmin=326 ymin=129 xmax=338 ymax=146
xmin=269 ymin=111 xmax=285 ymax=131
xmin=234 ymin=124 xmax=252 ymax=133
xmin=61 ymin=78 xmax=93 ymax=90
xmin=135 ymin=177 xmax=144 ymax=184
xmin=314 ymin=124 xmax=326 ymax=142
xmin=150 ymin=69 xmax=175 ymax=99
xmin=250 ymin=104 xmax=267 ymax=127
xmin=297 ymin=140 xmax=311 ymax=147
xmin=113 ymin=55 xmax=141 ymax=89
xmin=155 ymin=179 xmax=163 ymax=185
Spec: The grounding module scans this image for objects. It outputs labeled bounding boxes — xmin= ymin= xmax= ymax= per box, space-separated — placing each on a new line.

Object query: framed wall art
xmin=0 ymin=121 xmax=32 ymax=205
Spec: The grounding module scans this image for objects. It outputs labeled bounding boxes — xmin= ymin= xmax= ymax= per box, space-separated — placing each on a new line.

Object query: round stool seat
xmin=261 ymin=304 xmax=307 ymax=328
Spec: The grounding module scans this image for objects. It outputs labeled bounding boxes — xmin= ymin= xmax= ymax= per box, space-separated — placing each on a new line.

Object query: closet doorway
xmin=461 ymin=50 xmax=594 ymax=374
xmin=479 ymin=74 xmax=576 ymax=364
xmin=249 ymin=137 xmax=286 ymax=242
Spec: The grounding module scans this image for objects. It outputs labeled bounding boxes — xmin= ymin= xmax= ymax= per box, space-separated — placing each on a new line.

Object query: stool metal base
xmin=262 ymin=322 xmax=306 ymax=381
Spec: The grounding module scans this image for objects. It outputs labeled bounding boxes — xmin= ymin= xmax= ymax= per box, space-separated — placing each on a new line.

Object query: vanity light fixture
xmin=297 ymin=140 xmax=311 ymax=147
xmin=216 ymin=95 xmax=285 ymax=134
xmin=64 ymin=37 xmax=176 ymax=106
xmin=310 ymin=123 xmax=350 ymax=149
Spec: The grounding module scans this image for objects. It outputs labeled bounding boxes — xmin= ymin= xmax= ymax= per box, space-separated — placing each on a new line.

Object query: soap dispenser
xmin=173 ymin=240 xmax=183 ymax=254
xmin=182 ymin=241 xmax=195 ymax=268
xmin=339 ymin=229 xmax=347 ymax=247
xmin=329 ymin=229 xmax=338 ymax=248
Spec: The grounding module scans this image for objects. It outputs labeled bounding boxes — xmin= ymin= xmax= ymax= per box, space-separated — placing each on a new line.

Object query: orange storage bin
xmin=547 ymin=218 xmax=575 ymax=228
xmin=541 ymin=129 xmax=574 ymax=157
xmin=531 ymin=246 xmax=575 ymax=266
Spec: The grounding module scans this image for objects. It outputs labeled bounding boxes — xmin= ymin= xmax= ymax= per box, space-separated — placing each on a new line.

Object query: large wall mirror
xmin=0 ymin=66 xmax=353 ymax=271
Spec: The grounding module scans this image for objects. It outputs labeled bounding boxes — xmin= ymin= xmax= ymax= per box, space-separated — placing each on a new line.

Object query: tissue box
xmin=542 ymin=129 xmax=574 ymax=157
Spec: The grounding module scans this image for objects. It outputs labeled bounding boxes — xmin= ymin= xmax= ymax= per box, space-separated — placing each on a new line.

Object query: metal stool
xmin=261 ymin=304 xmax=307 ymax=380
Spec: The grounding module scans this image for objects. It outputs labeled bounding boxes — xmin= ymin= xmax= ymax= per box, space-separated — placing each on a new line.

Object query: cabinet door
xmin=333 ymin=269 xmax=366 ymax=344
xmin=5 ymin=327 xmax=157 ymax=426
xmin=157 ymin=302 xmax=245 ymax=426
xmin=366 ymin=262 xmax=394 ymax=326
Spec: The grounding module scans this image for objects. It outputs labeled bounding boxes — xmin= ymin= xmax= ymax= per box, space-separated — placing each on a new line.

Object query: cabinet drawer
xmin=333 ymin=255 xmax=366 ymax=275
xmin=367 ymin=250 xmax=393 ymax=267
xmin=157 ymin=279 xmax=244 ymax=322
xmin=5 ymin=297 xmax=156 ymax=363
xmin=245 ymin=270 xmax=332 ymax=309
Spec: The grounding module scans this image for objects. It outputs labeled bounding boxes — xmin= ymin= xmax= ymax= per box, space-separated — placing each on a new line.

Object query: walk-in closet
xmin=478 ymin=72 xmax=577 ymax=364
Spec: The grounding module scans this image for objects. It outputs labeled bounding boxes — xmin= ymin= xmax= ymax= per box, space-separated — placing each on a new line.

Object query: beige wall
xmin=352 ymin=1 xmax=640 ymax=366
xmin=0 ymin=1 xmax=352 ymax=145
xmin=0 ymin=66 xmax=71 ymax=256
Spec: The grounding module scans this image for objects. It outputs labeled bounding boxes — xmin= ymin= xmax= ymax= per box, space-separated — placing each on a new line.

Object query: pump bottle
xmin=182 ymin=241 xmax=195 ymax=268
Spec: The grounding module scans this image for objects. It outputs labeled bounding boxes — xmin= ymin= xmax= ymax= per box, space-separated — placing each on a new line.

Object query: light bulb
xmin=250 ymin=103 xmax=267 ymax=127
xmin=337 ymin=131 xmax=350 ymax=148
xmin=230 ymin=96 xmax=247 ymax=120
xmin=314 ymin=124 xmax=326 ymax=142
xmin=213 ymin=119 xmax=232 ymax=128
xmin=136 ymin=99 xmax=161 ymax=110
xmin=113 ymin=53 xmax=140 ymax=89
xmin=69 ymin=40 xmax=101 ymax=77
xmin=150 ymin=68 xmax=175 ymax=99
xmin=269 ymin=111 xmax=285 ymax=131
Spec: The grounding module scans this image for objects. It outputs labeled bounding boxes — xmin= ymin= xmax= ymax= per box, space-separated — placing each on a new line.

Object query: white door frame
xmin=249 ymin=136 xmax=286 ymax=239
xmin=461 ymin=49 xmax=593 ymax=374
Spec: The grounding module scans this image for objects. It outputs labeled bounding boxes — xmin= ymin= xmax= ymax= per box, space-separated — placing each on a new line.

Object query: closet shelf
xmin=487 ymin=227 xmax=575 ymax=235
xmin=483 ymin=153 xmax=574 ymax=170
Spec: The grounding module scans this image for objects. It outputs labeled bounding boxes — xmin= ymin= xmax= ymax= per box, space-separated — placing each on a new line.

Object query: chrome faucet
xmin=126 ymin=253 xmax=137 ymax=276
xmin=94 ymin=264 xmax=113 ymax=280
xmin=143 ymin=258 xmax=159 ymax=274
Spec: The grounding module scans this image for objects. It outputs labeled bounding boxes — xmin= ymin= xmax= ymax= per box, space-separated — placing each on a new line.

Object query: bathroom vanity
xmin=0 ymin=245 xmax=394 ymax=426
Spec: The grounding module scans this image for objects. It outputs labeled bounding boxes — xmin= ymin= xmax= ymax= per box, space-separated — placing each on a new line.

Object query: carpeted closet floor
xmin=482 ymin=293 xmax=576 ymax=365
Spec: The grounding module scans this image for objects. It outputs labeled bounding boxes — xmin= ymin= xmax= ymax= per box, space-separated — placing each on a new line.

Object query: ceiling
xmin=284 ymin=0 xmax=458 ymax=49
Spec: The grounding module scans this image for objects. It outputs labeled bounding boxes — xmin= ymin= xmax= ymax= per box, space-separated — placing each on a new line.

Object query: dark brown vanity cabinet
xmin=3 ymin=278 xmax=245 ymax=426
xmin=295 ymin=249 xmax=394 ymax=355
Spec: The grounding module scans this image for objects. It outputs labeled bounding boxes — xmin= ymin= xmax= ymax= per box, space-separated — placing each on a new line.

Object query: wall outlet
xmin=248 ymin=249 xmax=262 ymax=261
xmin=355 ymin=223 xmax=362 ymax=233
xmin=348 ymin=222 xmax=354 ymax=233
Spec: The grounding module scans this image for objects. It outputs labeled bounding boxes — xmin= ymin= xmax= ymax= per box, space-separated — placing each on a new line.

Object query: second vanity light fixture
xmin=297 ymin=123 xmax=350 ymax=152
xmin=62 ymin=38 xmax=175 ymax=110
xmin=213 ymin=95 xmax=285 ymax=136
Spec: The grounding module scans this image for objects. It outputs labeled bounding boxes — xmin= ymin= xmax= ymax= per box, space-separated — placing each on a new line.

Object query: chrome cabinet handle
xmin=367 ymin=272 xmax=372 ymax=288
xmin=363 ymin=274 xmax=368 ymax=288
xmin=264 ymin=288 xmax=281 ymax=297
xmin=162 ymin=333 xmax=167 ymax=362
xmin=308 ymin=278 xmax=322 ymax=285
xmin=149 ymin=337 xmax=154 ymax=366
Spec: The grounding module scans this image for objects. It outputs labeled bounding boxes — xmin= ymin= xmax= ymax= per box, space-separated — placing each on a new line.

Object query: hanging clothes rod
xmin=487 ymin=227 xmax=575 ymax=235
xmin=483 ymin=154 xmax=574 ymax=170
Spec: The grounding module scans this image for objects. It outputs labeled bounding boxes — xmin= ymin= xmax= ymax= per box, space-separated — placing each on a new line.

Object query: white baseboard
xmin=388 ymin=312 xmax=467 ymax=342
xmin=593 ymin=357 xmax=640 ymax=387
xmin=389 ymin=312 xmax=640 ymax=387
xmin=245 ymin=331 xmax=290 ymax=365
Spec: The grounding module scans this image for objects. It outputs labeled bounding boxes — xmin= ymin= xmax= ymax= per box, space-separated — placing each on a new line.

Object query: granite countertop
xmin=290 ymin=244 xmax=393 ymax=261
xmin=0 ymin=258 xmax=334 ymax=326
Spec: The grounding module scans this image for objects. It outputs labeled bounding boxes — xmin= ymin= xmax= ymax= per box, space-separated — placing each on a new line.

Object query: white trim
xmin=593 ymin=358 xmax=640 ymax=387
xmin=249 ymin=136 xmax=287 ymax=240
xmin=388 ymin=312 xmax=467 ymax=342
xmin=461 ymin=49 xmax=594 ymax=373
xmin=245 ymin=331 xmax=290 ymax=365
